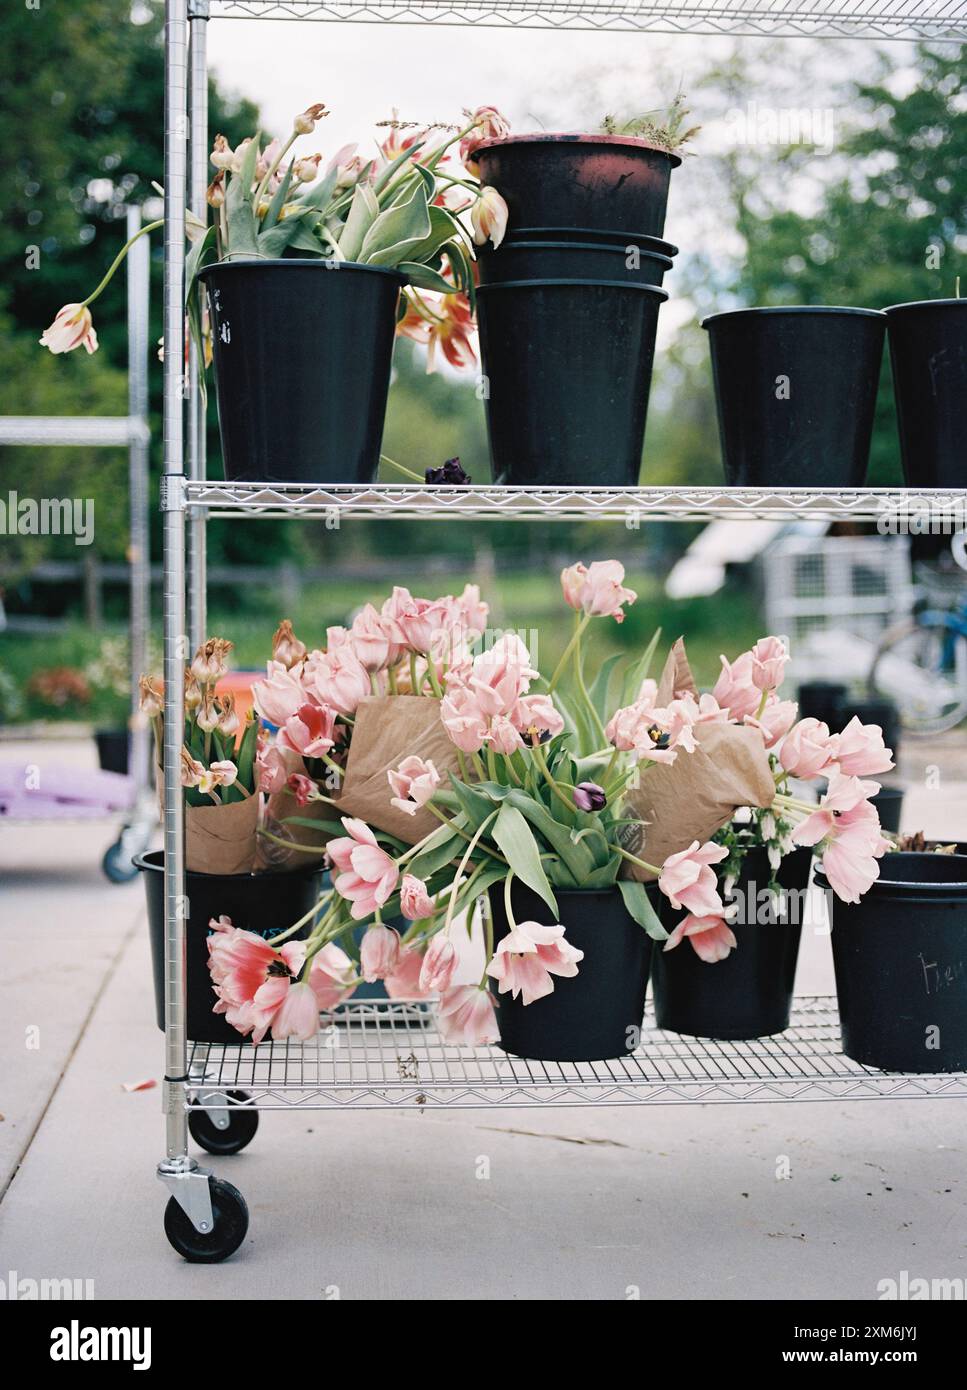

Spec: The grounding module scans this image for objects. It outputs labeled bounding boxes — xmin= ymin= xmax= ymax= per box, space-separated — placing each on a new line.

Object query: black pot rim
xmin=815 ymin=854 xmax=967 ymax=896
xmin=702 ymin=305 xmax=887 ymax=328
xmin=475 ymin=132 xmax=683 ymax=168
xmin=477 ymin=278 xmax=669 ymax=300
xmin=511 ymin=226 xmax=679 ymax=256
xmin=883 ymin=298 xmax=967 ymax=315
xmin=198 ymin=258 xmax=406 ymax=284
xmin=484 ymin=239 xmax=675 ymax=267
xmin=133 ymin=849 xmax=323 ymax=884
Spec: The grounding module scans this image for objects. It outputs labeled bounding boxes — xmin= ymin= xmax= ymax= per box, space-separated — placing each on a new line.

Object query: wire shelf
xmin=195 ymin=1 xmax=967 ymax=42
xmin=185 ymin=997 xmax=967 ymax=1110
xmin=172 ymin=479 xmax=967 ymax=523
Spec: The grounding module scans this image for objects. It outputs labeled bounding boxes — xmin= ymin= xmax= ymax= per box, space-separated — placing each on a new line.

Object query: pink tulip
xmin=384 ymin=945 xmax=433 ymax=1000
xmin=779 ymin=717 xmax=836 ymax=779
xmin=400 ymin=874 xmax=435 ymax=920
xmin=488 ymin=715 xmax=523 ymax=754
xmin=513 ymin=693 xmax=565 ymax=742
xmin=359 ymin=923 xmax=401 ymax=982
xmin=747 ymin=696 xmax=799 ymax=748
xmin=208 ymin=919 xmax=308 ymax=1043
xmin=279 ymin=701 xmax=338 ymax=758
xmin=792 ymin=774 xmax=889 ymax=903
xmin=437 ymin=984 xmax=500 ymax=1046
xmin=304 ymin=645 xmax=371 ymax=716
xmin=388 ymin=755 xmax=441 ymax=816
xmin=329 ymin=818 xmax=400 ymax=920
xmin=471 ymin=186 xmax=509 ymax=248
xmin=270 ymin=981 xmax=320 ymax=1041
xmin=455 ymin=583 xmax=489 ymax=639
xmin=350 ymin=603 xmax=397 ymax=673
xmin=420 ymin=934 xmax=457 ymax=992
xmin=712 ymin=651 xmax=761 ymax=721
xmin=560 ymin=560 xmax=637 ymax=623
xmin=487 ymin=920 xmax=584 ymax=1006
xmin=308 ymin=943 xmax=357 ymax=1011
xmin=459 ymin=104 xmax=511 ymax=173
xmin=663 ymin=913 xmax=737 ymax=962
xmin=252 ymin=660 xmax=310 ymax=727
xmin=257 ymin=743 xmax=299 ymax=794
xmin=658 ymin=840 xmax=729 ymax=917
xmin=440 ymin=684 xmax=490 ymax=753
xmin=380 ymin=586 xmax=450 ymax=656
xmin=40 ymin=302 xmax=98 ymax=355
xmin=750 ymin=635 xmax=789 ymax=692
xmin=286 ymin=772 xmax=317 ymax=807
xmin=829 ymin=716 xmax=895 ymax=777
xmin=605 ymin=699 xmax=694 ymax=765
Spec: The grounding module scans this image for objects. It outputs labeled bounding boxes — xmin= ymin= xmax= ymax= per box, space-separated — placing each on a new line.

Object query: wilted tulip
xmin=39 ymin=303 xmax=98 ymax=356
xmin=294 ymin=102 xmax=329 ymax=134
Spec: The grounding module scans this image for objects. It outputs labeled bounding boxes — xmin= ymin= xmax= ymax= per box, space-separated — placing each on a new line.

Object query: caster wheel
xmin=189 ymin=1093 xmax=258 ymax=1155
xmin=164 ymin=1177 xmax=249 ymax=1263
xmin=102 ymin=841 xmax=138 ymax=884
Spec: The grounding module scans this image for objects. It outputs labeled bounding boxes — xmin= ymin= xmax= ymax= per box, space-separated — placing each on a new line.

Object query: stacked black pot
xmin=474 ymin=135 xmax=680 ymax=488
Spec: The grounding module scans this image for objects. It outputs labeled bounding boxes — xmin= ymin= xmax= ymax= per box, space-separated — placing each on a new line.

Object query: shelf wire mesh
xmin=185 ymin=997 xmax=967 ymax=1110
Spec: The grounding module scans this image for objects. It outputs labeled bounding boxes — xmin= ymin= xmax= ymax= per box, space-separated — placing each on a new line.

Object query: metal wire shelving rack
xmin=157 ymin=0 xmax=967 ymax=1260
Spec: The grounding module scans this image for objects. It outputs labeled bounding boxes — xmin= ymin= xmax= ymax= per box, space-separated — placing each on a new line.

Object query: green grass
xmin=0 ymin=573 xmax=763 ymax=725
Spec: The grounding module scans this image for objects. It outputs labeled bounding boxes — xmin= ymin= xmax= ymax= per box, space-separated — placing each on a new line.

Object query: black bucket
xmin=95 ymin=729 xmax=129 ymax=775
xmin=702 ymin=307 xmax=887 ymax=487
xmin=796 ymin=681 xmax=848 ymax=732
xmin=509 ymin=226 xmax=678 ymax=257
xmin=201 ymin=260 xmax=404 ymax=485
xmin=477 ymin=279 xmax=667 ymax=487
xmin=870 ymin=784 xmax=905 ymax=834
xmin=475 ymin=134 xmax=682 ymax=240
xmin=651 ymin=846 xmax=813 ymax=1040
xmin=136 ymin=850 xmax=325 ymax=1044
xmin=885 ymin=300 xmax=967 ymax=488
xmin=820 ymin=852 xmax=967 ymax=1072
xmin=487 ymin=883 xmax=656 ymax=1062
xmin=477 ymin=239 xmax=674 ymax=287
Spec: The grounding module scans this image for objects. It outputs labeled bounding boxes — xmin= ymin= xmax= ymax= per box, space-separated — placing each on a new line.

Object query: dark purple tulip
xmin=426 ymin=456 xmax=471 ymax=485
xmin=574 ymin=781 xmax=607 ymax=812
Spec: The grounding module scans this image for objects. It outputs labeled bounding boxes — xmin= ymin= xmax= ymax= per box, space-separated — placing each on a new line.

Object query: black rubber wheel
xmin=164 ymin=1177 xmax=249 ymax=1263
xmin=189 ymin=1093 xmax=259 ymax=1155
xmin=102 ymin=841 xmax=139 ymax=884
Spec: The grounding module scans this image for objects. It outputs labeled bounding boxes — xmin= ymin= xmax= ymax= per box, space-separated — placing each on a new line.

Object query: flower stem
xmin=380 ymin=452 xmax=423 ymax=483
xmin=547 ymin=611 xmax=590 ymax=693
xmin=615 ymin=845 xmax=663 ymax=876
xmin=80 ymin=219 xmax=164 ymax=307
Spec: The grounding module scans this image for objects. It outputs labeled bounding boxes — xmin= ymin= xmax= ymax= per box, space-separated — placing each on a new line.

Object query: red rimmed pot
xmin=702 ymin=306 xmax=887 ymax=487
xmin=476 ymin=278 xmax=667 ymax=487
xmin=474 ymin=134 xmax=682 ymax=241
xmin=476 ymin=238 xmax=675 ymax=287
xmin=819 ymin=852 xmax=967 ymax=1072
xmin=651 ymin=846 xmax=814 ymax=1041
xmin=884 ymin=299 xmax=967 ymax=488
xmin=136 ymin=851 xmax=325 ymax=1045
xmin=201 ymin=259 xmax=404 ymax=485
xmin=487 ymin=882 xmax=658 ymax=1063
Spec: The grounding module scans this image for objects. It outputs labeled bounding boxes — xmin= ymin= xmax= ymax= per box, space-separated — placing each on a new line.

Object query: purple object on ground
xmin=0 ymin=762 xmax=134 ymax=818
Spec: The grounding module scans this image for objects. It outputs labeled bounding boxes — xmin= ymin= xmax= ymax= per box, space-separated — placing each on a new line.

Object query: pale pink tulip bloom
xmin=560 ymin=560 xmax=637 ymax=622
xmin=304 ymin=645 xmax=371 ymax=716
xmin=663 ymin=913 xmax=738 ymax=962
xmin=256 ymin=743 xmax=300 ymax=794
xmin=829 ymin=716 xmax=895 ymax=777
xmin=40 ymin=303 xmax=98 ymax=355
xmin=440 ymin=684 xmax=490 ymax=752
xmin=487 ymin=920 xmax=584 ymax=1006
xmin=400 ymin=874 xmax=435 ymax=920
xmin=459 ymin=104 xmax=511 ymax=173
xmin=360 ymin=923 xmax=401 ymax=982
xmin=779 ymin=717 xmax=836 ymax=779
xmin=750 ymin=635 xmax=789 ymax=692
xmin=746 ymin=696 xmax=799 ymax=748
xmin=471 ymin=186 xmax=509 ymax=248
xmin=711 ymin=650 xmax=761 ymax=721
xmin=420 ymin=934 xmax=457 ymax=992
xmin=659 ymin=840 xmax=729 ymax=917
xmin=388 ymin=756 xmax=441 ymax=816
xmin=279 ymin=701 xmax=337 ymax=758
xmin=308 ymin=943 xmax=357 ymax=1011
xmin=384 ymin=945 xmax=433 ymax=1000
xmin=437 ymin=984 xmax=500 ymax=1046
xmin=513 ymin=693 xmax=565 ymax=741
xmin=455 ymin=583 xmax=489 ymax=638
xmin=792 ymin=773 xmax=888 ymax=903
xmin=350 ymin=603 xmax=397 ymax=673
xmin=270 ymin=981 xmax=320 ymax=1041
xmin=252 ymin=660 xmax=311 ymax=727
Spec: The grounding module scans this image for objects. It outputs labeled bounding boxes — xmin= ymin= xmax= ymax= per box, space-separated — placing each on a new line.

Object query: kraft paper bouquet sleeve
xmin=337 ymin=695 xmax=461 ymax=844
xmin=621 ymin=638 xmax=777 ymax=880
xmin=185 ymin=793 xmax=260 ymax=875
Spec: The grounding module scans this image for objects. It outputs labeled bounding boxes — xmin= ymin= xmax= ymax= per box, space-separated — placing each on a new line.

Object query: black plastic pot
xmin=509 ymin=226 xmax=679 ymax=257
xmin=796 ymin=681 xmax=849 ymax=732
xmin=477 ymin=279 xmax=667 ymax=487
xmin=475 ymin=134 xmax=682 ymax=240
xmin=487 ymin=882 xmax=657 ymax=1062
xmin=884 ymin=300 xmax=967 ymax=488
xmin=477 ymin=239 xmax=674 ymax=287
xmin=820 ymin=852 xmax=967 ymax=1072
xmin=95 ymin=729 xmax=128 ymax=775
xmin=201 ymin=260 xmax=404 ymax=484
xmin=870 ymin=785 xmax=905 ymax=834
xmin=652 ymin=846 xmax=813 ymax=1040
xmin=702 ymin=307 xmax=887 ymax=487
xmin=136 ymin=850 xmax=325 ymax=1044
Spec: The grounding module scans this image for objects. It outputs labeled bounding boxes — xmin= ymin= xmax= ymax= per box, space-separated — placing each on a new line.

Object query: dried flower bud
xmin=216 ymin=692 xmax=240 ymax=739
xmin=294 ymin=103 xmax=329 ymax=135
xmin=206 ymin=170 xmax=225 ymax=208
xmin=292 ymin=154 xmax=322 ymax=183
xmin=190 ymin=637 xmax=233 ymax=685
xmin=210 ymin=134 xmax=234 ymax=170
xmin=272 ymin=619 xmax=306 ymax=670
xmin=195 ymin=689 xmax=220 ymax=734
xmin=139 ymin=675 xmax=163 ymax=718
xmin=184 ymin=671 xmax=203 ymax=712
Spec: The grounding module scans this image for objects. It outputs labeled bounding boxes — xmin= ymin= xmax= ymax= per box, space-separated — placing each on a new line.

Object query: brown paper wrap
xmin=337 ymin=695 xmax=461 ymax=845
xmin=620 ymin=638 xmax=775 ymax=880
xmin=185 ymin=793 xmax=260 ymax=876
xmin=256 ymin=789 xmax=335 ymax=871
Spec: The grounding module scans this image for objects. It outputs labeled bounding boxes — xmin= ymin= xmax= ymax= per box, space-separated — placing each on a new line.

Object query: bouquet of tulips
xmin=140 ymin=638 xmax=261 ymax=874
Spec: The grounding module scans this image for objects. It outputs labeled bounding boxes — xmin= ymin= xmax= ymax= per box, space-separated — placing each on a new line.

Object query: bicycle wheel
xmin=870 ymin=614 xmax=967 ymax=736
